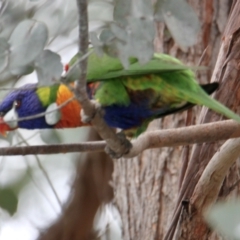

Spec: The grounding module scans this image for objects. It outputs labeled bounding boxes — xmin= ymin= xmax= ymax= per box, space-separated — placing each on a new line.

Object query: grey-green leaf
xmin=35 ymin=50 xmax=63 ymax=86
xmin=205 ymin=201 xmax=240 ymax=240
xmin=40 ymin=129 xmax=61 ymax=144
xmin=155 ymin=0 xmax=200 ymax=50
xmin=0 ymin=38 xmax=10 ymax=73
xmin=10 ymin=65 xmax=34 ymax=76
xmin=110 ymin=18 xmax=155 ymax=67
xmin=9 ymin=19 xmax=48 ymax=71
xmin=114 ymin=0 xmax=131 ymax=26
xmin=88 ymin=1 xmax=113 ymax=23
xmin=45 ymin=103 xmax=61 ymax=125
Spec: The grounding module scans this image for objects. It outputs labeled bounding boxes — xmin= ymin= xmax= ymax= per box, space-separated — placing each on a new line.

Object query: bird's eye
xmin=14 ymin=100 xmax=21 ymax=109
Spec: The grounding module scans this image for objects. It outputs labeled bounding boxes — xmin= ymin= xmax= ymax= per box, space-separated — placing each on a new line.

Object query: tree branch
xmin=1 ymin=120 xmax=240 ymax=156
xmin=191 ymin=137 xmax=240 ymax=211
xmin=74 ymin=0 xmax=131 ymax=157
xmin=0 ymin=141 xmax=106 ymax=155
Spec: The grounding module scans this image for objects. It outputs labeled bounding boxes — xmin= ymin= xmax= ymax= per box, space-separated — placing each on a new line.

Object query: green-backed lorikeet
xmin=0 ymin=53 xmax=239 ymax=137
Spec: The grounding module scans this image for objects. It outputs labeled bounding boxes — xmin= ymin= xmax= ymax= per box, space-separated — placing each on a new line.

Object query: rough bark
xmin=175 ymin=2 xmax=240 ymax=239
xmin=113 ymin=1 xmax=236 ymax=240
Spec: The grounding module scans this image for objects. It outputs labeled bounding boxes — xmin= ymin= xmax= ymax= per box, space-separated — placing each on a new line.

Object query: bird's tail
xmin=155 ymin=82 xmax=219 ymax=117
xmin=200 ymin=82 xmax=219 ymax=95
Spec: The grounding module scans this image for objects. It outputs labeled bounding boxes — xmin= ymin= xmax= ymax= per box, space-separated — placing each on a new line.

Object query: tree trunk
xmin=113 ymin=1 xmax=238 ymax=239
xmin=38 ymin=130 xmax=113 ymax=240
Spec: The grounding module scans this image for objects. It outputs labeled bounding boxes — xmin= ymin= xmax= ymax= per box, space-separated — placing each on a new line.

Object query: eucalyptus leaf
xmin=114 ymin=0 xmax=131 ymax=26
xmin=9 ymin=19 xmax=48 ymax=70
xmin=110 ymin=18 xmax=155 ymax=67
xmin=0 ymin=69 xmax=17 ymax=83
xmin=110 ymin=24 xmax=127 ymax=42
xmin=0 ymin=1 xmax=29 ymax=39
xmin=40 ymin=129 xmax=61 ymax=144
xmin=35 ymin=50 xmax=63 ymax=86
xmin=33 ymin=0 xmax=78 ymax=37
xmin=110 ymin=0 xmax=155 ymax=66
xmin=0 ymin=188 xmax=18 ymax=215
xmin=45 ymin=102 xmax=61 ymax=125
xmin=99 ymin=29 xmax=115 ymax=43
xmin=205 ymin=201 xmax=240 ymax=240
xmin=155 ymin=0 xmax=200 ymax=50
xmin=88 ymin=1 xmax=113 ymax=22
xmin=0 ymin=38 xmax=10 ymax=73
xmin=131 ymin=0 xmax=153 ymax=18
xmin=10 ymin=65 xmax=34 ymax=76
xmin=90 ymin=32 xmax=103 ymax=47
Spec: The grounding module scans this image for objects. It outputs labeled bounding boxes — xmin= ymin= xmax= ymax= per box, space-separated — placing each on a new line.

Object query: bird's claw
xmin=80 ymin=109 xmax=92 ymax=123
xmin=105 ymin=132 xmax=132 ymax=159
xmin=80 ymin=100 xmax=103 ymax=124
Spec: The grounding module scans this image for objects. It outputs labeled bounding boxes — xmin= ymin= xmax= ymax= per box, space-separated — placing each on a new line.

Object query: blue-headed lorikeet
xmin=0 ymin=53 xmax=239 ymax=137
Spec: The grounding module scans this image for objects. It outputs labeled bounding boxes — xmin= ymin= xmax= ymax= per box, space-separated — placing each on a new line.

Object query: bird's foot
xmin=80 ymin=100 xmax=103 ymax=123
xmin=105 ymin=131 xmax=132 ymax=159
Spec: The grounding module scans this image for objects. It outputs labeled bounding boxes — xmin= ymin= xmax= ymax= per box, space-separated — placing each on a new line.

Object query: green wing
xmin=93 ymin=54 xmax=240 ymax=123
xmin=90 ymin=52 xmax=197 ymax=106
xmin=87 ymin=53 xmax=193 ymax=81
xmin=124 ymin=72 xmax=240 ymax=123
xmin=70 ymin=51 xmax=240 ymax=123
xmin=87 ymin=52 xmax=138 ymax=80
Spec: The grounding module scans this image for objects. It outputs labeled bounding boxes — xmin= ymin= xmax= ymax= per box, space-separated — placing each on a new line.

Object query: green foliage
xmin=0 ymin=169 xmax=33 ymax=216
xmin=0 ymin=188 xmax=18 ymax=215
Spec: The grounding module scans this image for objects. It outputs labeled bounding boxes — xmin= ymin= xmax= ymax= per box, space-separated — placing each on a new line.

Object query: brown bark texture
xmin=113 ymin=0 xmax=240 ymax=240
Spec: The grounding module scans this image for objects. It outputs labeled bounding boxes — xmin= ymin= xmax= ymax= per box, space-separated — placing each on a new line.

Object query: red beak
xmin=0 ymin=117 xmax=12 ymax=136
xmin=64 ymin=64 xmax=69 ymax=72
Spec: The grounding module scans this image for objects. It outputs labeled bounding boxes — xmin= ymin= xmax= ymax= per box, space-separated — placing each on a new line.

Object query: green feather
xmin=36 ymin=84 xmax=59 ymax=107
xmin=68 ymin=51 xmax=196 ymax=81
xmin=87 ymin=52 xmax=138 ymax=80
xmin=94 ymin=81 xmax=130 ymax=106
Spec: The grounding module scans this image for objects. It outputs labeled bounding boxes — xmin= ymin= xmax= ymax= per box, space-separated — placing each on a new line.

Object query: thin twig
xmin=0 ymin=141 xmax=106 ymax=156
xmin=197 ymin=46 xmax=208 ymax=66
xmin=17 ymin=131 xmax=62 ymax=208
xmin=0 ymin=120 xmax=240 ymax=156
xmin=25 ymin=160 xmax=60 ymax=214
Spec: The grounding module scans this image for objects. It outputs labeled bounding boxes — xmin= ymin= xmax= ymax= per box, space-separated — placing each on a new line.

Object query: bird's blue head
xmin=0 ymin=84 xmax=51 ymax=135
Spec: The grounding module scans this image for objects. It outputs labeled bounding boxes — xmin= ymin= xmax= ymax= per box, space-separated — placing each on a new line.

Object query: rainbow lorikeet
xmin=0 ymin=53 xmax=239 ymax=137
